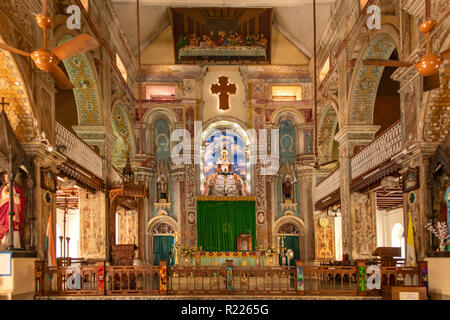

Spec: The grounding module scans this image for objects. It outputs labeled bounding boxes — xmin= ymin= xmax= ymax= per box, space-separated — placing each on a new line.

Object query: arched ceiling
xmin=110 ymin=0 xmax=335 ymax=57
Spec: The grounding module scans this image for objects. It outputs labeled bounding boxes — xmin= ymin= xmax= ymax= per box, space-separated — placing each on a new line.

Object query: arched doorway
xmin=277 ymin=222 xmax=302 ymax=266
xmin=149 ymin=221 xmax=176 ymax=266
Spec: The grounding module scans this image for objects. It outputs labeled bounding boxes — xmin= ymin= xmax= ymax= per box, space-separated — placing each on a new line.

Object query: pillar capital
xmin=335 ymin=125 xmax=380 ymax=157
xmin=335 ymin=125 xmax=381 ymax=145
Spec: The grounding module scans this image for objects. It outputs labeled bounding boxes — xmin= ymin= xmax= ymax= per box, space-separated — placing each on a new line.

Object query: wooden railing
xmin=315 ymin=121 xmax=402 ymax=202
xmin=304 ymin=265 xmax=359 ymax=296
xmin=106 ymin=266 xmax=162 ymax=295
xmin=35 ymin=261 xmax=426 ymax=297
xmin=55 ymin=122 xmax=104 ymax=179
xmin=351 ymin=121 xmax=402 ymax=179
xmin=315 ymin=168 xmax=341 ymax=202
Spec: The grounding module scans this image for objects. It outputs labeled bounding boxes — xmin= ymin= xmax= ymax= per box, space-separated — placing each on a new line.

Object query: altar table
xmin=196 ymin=252 xmax=272 ymax=267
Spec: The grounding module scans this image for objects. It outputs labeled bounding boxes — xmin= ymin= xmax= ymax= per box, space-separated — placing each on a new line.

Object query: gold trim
xmin=196 ymin=196 xmax=256 ymax=202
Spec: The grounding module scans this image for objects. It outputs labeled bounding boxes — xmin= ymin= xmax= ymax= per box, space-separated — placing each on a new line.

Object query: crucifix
xmin=211 ymin=76 xmax=236 ymax=111
xmin=0 ymin=97 xmax=9 ymax=113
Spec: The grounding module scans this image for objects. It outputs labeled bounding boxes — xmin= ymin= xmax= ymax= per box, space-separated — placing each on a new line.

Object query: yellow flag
xmin=45 ymin=212 xmax=57 ymax=267
xmin=406 ymin=212 xmax=417 ymax=266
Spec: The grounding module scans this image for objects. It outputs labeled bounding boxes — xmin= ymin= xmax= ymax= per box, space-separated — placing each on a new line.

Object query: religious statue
xmin=283 ymin=176 xmax=293 ymax=201
xmin=282 ymin=173 xmax=297 ymax=204
xmin=217 ymin=149 xmax=232 ymax=174
xmin=0 ymin=173 xmax=25 ymax=250
xmin=157 ymin=175 xmax=168 ymax=203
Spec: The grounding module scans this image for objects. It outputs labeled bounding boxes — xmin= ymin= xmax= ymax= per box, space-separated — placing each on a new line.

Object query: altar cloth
xmin=198 ymin=252 xmax=266 ymax=266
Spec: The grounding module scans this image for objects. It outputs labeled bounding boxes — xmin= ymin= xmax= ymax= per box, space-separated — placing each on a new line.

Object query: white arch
xmin=202 ymin=119 xmax=250 ymax=146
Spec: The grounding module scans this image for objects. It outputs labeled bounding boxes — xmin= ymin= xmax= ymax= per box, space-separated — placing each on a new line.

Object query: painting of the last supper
xmin=172 ymin=7 xmax=272 ymax=64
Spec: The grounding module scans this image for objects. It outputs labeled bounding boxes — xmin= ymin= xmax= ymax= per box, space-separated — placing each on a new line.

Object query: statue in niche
xmin=156 ymin=161 xmax=170 ymax=203
xmin=280 ymin=162 xmax=297 ymax=204
xmin=283 ymin=175 xmax=293 ymax=201
xmin=0 ymin=173 xmax=25 ymax=250
xmin=157 ymin=175 xmax=168 ymax=203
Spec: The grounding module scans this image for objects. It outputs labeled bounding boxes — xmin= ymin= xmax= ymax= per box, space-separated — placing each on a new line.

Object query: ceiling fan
xmin=303 ymin=0 xmax=339 ymax=170
xmin=363 ymin=0 xmax=450 ymax=91
xmin=0 ymin=0 xmax=99 ymax=89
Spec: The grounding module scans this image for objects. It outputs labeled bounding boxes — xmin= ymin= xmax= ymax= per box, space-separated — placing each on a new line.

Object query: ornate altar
xmin=204 ymin=149 xmax=247 ymax=196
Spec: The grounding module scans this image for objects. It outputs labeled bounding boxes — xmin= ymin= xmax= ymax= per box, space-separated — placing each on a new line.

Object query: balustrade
xmin=55 ymin=122 xmax=104 ymax=179
xmin=351 ymin=121 xmax=402 ymax=180
xmin=315 ymin=168 xmax=341 ymax=202
xmin=315 ymin=121 xmax=402 ymax=201
xmin=35 ymin=261 xmax=423 ymax=297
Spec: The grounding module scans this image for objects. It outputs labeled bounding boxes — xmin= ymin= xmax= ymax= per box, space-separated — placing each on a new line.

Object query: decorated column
xmin=335 ymin=125 xmax=379 ymax=259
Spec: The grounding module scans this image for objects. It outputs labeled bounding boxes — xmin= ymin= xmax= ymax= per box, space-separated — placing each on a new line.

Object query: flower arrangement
xmin=264 ymin=246 xmax=277 ymax=257
xmin=425 ymin=221 xmax=449 ymax=250
xmin=180 ymin=246 xmax=197 ymax=258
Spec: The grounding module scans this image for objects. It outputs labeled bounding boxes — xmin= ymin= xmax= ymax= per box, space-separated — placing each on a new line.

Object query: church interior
xmin=0 ymin=0 xmax=449 ymax=301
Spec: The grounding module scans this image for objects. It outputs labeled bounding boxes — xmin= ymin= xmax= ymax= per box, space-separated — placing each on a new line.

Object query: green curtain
xmin=280 ymin=236 xmax=300 ymax=266
xmin=197 ymin=201 xmax=256 ymax=252
xmin=153 ymin=236 xmax=174 ymax=265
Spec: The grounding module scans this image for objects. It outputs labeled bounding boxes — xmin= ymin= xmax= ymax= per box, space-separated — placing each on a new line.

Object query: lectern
xmin=373 ymin=247 xmax=401 ymax=266
xmin=237 ymin=234 xmax=253 ymax=251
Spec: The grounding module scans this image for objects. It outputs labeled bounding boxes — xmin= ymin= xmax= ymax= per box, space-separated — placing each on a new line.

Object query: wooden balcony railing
xmin=315 ymin=121 xmax=402 ymax=202
xmin=315 ymin=168 xmax=341 ymax=202
xmin=35 ymin=260 xmax=426 ymax=297
xmin=55 ymin=122 xmax=104 ymax=179
xmin=351 ymin=121 xmax=402 ymax=180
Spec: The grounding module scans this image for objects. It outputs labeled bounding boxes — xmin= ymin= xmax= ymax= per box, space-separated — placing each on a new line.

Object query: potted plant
xmin=425 ymin=221 xmax=449 ymax=252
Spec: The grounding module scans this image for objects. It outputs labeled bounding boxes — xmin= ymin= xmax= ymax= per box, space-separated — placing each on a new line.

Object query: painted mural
xmin=171 ymin=8 xmax=272 ymax=64
xmin=79 ymin=190 xmax=106 ymax=259
xmin=117 ymin=208 xmax=138 ymax=245
xmin=315 ymin=216 xmax=335 ymax=260
xmin=59 ymin=35 xmax=103 ymax=126
xmin=0 ymin=47 xmax=33 ymax=141
xmin=403 ymin=86 xmax=418 ymax=149
xmin=112 ymin=104 xmax=135 ymax=164
xmin=318 ymin=106 xmax=338 ymax=158
xmin=351 ymin=192 xmax=377 ymax=258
